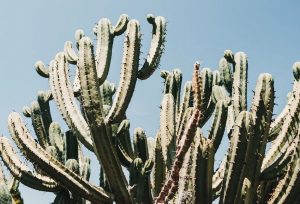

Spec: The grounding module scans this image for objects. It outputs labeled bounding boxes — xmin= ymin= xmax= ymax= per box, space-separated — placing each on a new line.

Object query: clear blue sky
xmin=0 ymin=1 xmax=299 ymax=203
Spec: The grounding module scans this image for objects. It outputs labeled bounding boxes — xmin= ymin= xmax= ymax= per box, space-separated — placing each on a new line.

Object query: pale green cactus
xmin=1 ymin=14 xmax=300 ymax=204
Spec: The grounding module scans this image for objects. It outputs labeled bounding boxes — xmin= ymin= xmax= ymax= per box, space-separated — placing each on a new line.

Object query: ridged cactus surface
xmin=0 ymin=14 xmax=300 ymax=204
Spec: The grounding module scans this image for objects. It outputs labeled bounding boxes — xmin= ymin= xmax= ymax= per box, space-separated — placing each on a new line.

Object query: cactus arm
xmin=105 ymin=20 xmax=140 ymax=123
xmin=30 ymin=101 xmax=49 ymax=148
xmin=219 ymin=57 xmax=233 ymax=93
xmin=155 ymin=108 xmax=201 ymax=203
xmin=100 ymin=81 xmax=116 ymax=106
xmin=78 ymin=36 xmax=132 ymax=203
xmin=159 ymin=93 xmax=176 ymax=169
xmin=116 ymin=119 xmax=134 ymax=159
xmin=194 ymin=138 xmax=214 ymax=204
xmin=80 ymin=157 xmax=91 ymax=181
xmin=176 ymin=81 xmax=192 ymax=134
xmin=22 ymin=105 xmax=31 ymax=117
xmin=34 ymin=61 xmax=49 ymax=78
xmin=94 ymin=18 xmax=114 ymax=85
xmin=49 ymin=53 xmax=93 ymax=151
xmin=37 ymin=90 xmax=53 ymax=137
xmin=243 ymin=74 xmax=274 ymax=201
xmin=267 ymin=137 xmax=300 ymax=204
xmin=7 ymin=112 xmax=113 ymax=204
xmin=232 ymin=52 xmax=248 ymax=119
xmin=152 ymin=134 xmax=166 ymax=197
xmin=113 ymin=14 xmax=129 ymax=36
xmin=262 ymin=89 xmax=300 ymax=169
xmin=220 ymin=111 xmax=253 ymax=204
xmin=212 ymin=70 xmax=221 ymax=86
xmin=212 ymin=155 xmax=227 ymax=200
xmin=176 ymin=107 xmax=193 ymax=144
xmin=0 ymin=137 xmax=60 ymax=192
xmin=64 ymin=41 xmax=78 ymax=64
xmin=208 ymin=100 xmax=228 ymax=153
xmin=199 ymin=68 xmax=213 ymax=113
xmin=138 ymin=15 xmax=166 ymax=80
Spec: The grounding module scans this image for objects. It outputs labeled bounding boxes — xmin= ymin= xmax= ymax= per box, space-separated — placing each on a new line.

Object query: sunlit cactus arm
xmin=7 ymin=112 xmax=113 ymax=204
xmin=220 ymin=111 xmax=254 ymax=204
xmin=116 ymin=119 xmax=135 ymax=160
xmin=0 ymin=137 xmax=60 ymax=192
xmin=231 ymin=52 xmax=248 ymax=120
xmin=267 ymin=136 xmax=300 ymax=204
xmin=262 ymin=85 xmax=300 ymax=169
xmin=105 ymin=20 xmax=140 ymax=123
xmin=159 ymin=93 xmax=176 ymax=169
xmin=37 ymin=90 xmax=53 ymax=137
xmin=243 ymin=73 xmax=274 ymax=201
xmin=113 ymin=14 xmax=129 ymax=36
xmin=48 ymin=53 xmax=93 ymax=151
xmin=269 ymin=63 xmax=300 ymax=141
xmin=64 ymin=41 xmax=78 ymax=64
xmin=198 ymin=68 xmax=213 ymax=113
xmin=176 ymin=81 xmax=192 ymax=134
xmin=194 ymin=138 xmax=214 ymax=204
xmin=100 ymin=80 xmax=116 ymax=106
xmin=260 ymin=138 xmax=296 ymax=181
xmin=30 ymin=101 xmax=49 ymax=148
xmin=34 ymin=61 xmax=49 ymax=78
xmin=208 ymin=99 xmax=228 ymax=152
xmin=138 ymin=14 xmax=166 ymax=80
xmin=152 ymin=134 xmax=166 ymax=197
xmin=176 ymin=107 xmax=193 ymax=144
xmin=77 ymin=36 xmax=132 ymax=203
xmin=80 ymin=157 xmax=91 ymax=181
xmin=212 ymin=155 xmax=227 ymax=201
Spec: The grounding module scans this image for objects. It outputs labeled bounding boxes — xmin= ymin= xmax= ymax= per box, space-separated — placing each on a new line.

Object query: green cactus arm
xmin=211 ymin=85 xmax=230 ymax=105
xmin=244 ymin=73 xmax=274 ymax=201
xmin=137 ymin=15 xmax=166 ymax=80
xmin=208 ymin=100 xmax=228 ymax=153
xmin=152 ymin=134 xmax=166 ymax=197
xmin=64 ymin=41 xmax=78 ymax=64
xmin=105 ymin=20 xmax=140 ymax=123
xmin=75 ymin=29 xmax=84 ymax=49
xmin=212 ymin=70 xmax=221 ymax=86
xmin=220 ymin=111 xmax=253 ymax=204
xmin=112 ymin=14 xmax=129 ymax=36
xmin=37 ymin=90 xmax=53 ymax=137
xmin=194 ymin=138 xmax=214 ymax=204
xmin=78 ymin=36 xmax=132 ymax=203
xmin=231 ymin=52 xmax=248 ymax=120
xmin=30 ymin=101 xmax=49 ymax=148
xmin=268 ymin=69 xmax=300 ymax=142
xmin=133 ymin=128 xmax=149 ymax=163
xmin=267 ymin=137 xmax=300 ymax=204
xmin=7 ymin=112 xmax=113 ymax=204
xmin=0 ymin=137 xmax=60 ymax=192
xmin=48 ymin=122 xmax=65 ymax=162
xmin=116 ymin=119 xmax=134 ymax=159
xmin=94 ymin=18 xmax=114 ymax=85
xmin=73 ymin=66 xmax=81 ymax=96
xmin=176 ymin=81 xmax=192 ymax=134
xmin=162 ymin=69 xmax=183 ymax=114
xmin=198 ymin=68 xmax=213 ymax=112
xmin=259 ymin=142 xmax=294 ymax=181
xmin=268 ymin=92 xmax=294 ymax=142
xmin=262 ymin=85 xmax=300 ymax=169
xmin=49 ymin=53 xmax=93 ymax=151
xmin=159 ymin=93 xmax=176 ymax=169
xmin=100 ymin=80 xmax=116 ymax=106
xmin=219 ymin=57 xmax=233 ymax=93
xmin=34 ymin=61 xmax=49 ymax=78
xmin=22 ymin=105 xmax=31 ymax=117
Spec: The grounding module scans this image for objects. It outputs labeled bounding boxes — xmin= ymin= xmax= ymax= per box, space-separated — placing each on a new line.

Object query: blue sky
xmin=0 ymin=1 xmax=299 ymax=203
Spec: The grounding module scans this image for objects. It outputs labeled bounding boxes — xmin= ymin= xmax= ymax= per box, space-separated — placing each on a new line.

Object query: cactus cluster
xmin=1 ymin=14 xmax=300 ymax=204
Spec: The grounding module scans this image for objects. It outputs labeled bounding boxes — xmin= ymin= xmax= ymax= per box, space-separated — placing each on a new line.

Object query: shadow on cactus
xmin=0 ymin=14 xmax=300 ymax=204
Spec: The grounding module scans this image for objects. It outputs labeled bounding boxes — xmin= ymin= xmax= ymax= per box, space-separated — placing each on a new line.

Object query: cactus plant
xmin=1 ymin=14 xmax=300 ymax=204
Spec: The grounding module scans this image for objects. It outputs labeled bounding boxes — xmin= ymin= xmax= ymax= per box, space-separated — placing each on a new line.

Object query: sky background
xmin=0 ymin=1 xmax=299 ymax=203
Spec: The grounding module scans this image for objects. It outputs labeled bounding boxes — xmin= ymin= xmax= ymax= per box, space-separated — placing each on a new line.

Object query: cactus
xmin=1 ymin=14 xmax=300 ymax=204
